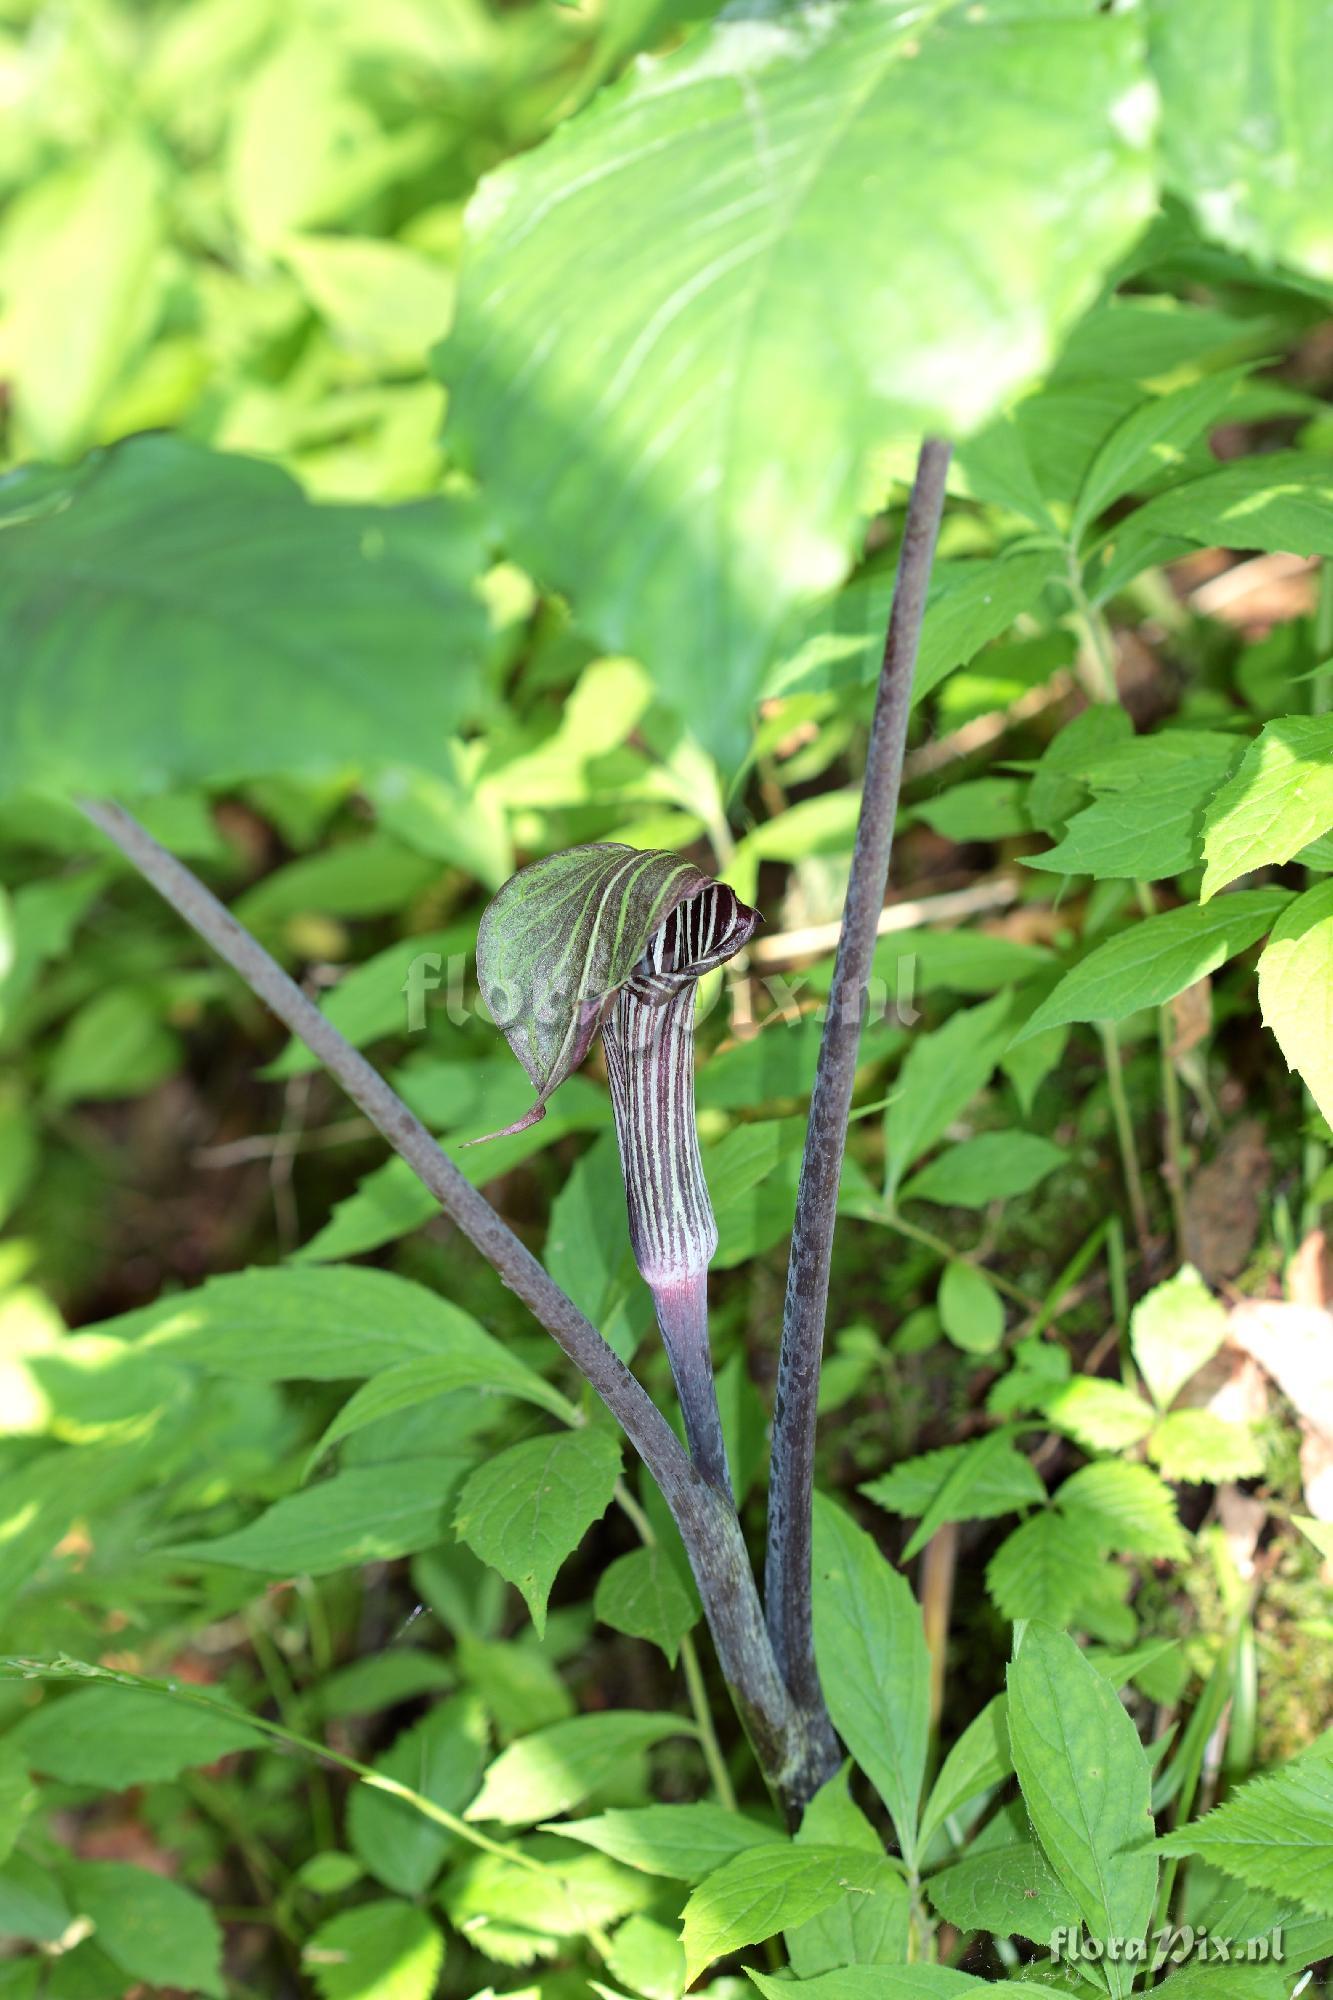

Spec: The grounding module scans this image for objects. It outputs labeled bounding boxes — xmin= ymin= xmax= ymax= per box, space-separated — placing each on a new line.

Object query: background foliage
xmin=1 ymin=0 xmax=1332 ymax=1994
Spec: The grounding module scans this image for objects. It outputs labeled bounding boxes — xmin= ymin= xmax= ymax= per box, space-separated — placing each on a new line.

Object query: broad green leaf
xmin=0 ymin=436 xmax=488 ymax=800
xmin=918 ymin=1697 xmax=1012 ymax=1855
xmin=0 ymin=1852 xmax=70 ymax=1945
xmin=1128 ymin=453 xmax=1333 ymax=565
xmin=63 ymin=1862 xmax=223 ymax=1999
xmin=1056 ymin=1462 xmax=1187 ymax=1562
xmin=901 ymin=1133 xmax=1066 ymax=1209
xmin=0 ymin=136 xmax=165 ymax=459
xmin=1203 ymin=719 xmax=1333 ymax=901
xmin=264 ymin=926 xmax=475 ymax=1079
xmin=924 ymin=1813 xmax=1077 ymax=1945
xmin=112 ymin=1264 xmax=497 ymax=1382
xmin=885 ymin=994 xmax=1011 ymax=1200
xmin=441 ymin=1841 xmax=654 ymax=1956
xmin=1008 ymin=1625 xmax=1157 ymax=2000
xmin=986 ymin=1512 xmax=1103 ymax=1627
xmin=231 ymin=833 xmax=440 ymax=934
xmin=937 ymin=1261 xmax=1005 ymax=1357
xmin=47 ymin=988 xmax=180 ymax=1105
xmin=811 ymin=1496 xmax=929 ymax=1864
xmin=545 ymin=1130 xmax=653 ymax=1365
xmin=1071 ymin=366 xmax=1254 ymax=542
xmin=863 ymin=1440 xmax=1045 ymax=1532
xmin=751 ymin=1967 xmax=1054 ymax=1997
xmin=547 ymin=1804 xmax=783 ymax=1883
xmin=1156 ymin=1730 xmax=1333 ymax=1916
xmin=467 ymin=1712 xmax=696 ymax=1826
xmin=13 ymin=1685 xmax=262 ymax=1788
xmin=308 ymin=1342 xmax=573 ymax=1471
xmin=347 ymin=1697 xmax=488 ymax=1897
xmin=605 ymin=1912 xmax=687 ymax=2000
xmin=443 ymin=2 xmax=1154 ymax=760
xmin=456 ymin=1633 xmax=574 ymax=1741
xmin=303 ymin=1898 xmax=444 ymax=2000
xmin=172 ymin=1458 xmax=471 ymax=1574
xmin=475 ymin=843 xmax=721 ymax=1129
xmin=313 ymin=1650 xmax=455 ymax=1721
xmin=1014 ymin=891 xmax=1290 ymax=1041
xmin=283 ymin=234 xmax=455 ymax=367
xmin=911 ymin=778 xmax=1028 ymax=845
xmin=1147 ymin=0 xmax=1333 ymax=281
xmin=1036 ymin=1376 xmax=1156 ymax=1452
xmin=787 ymin=1770 xmax=911 ymax=1976
xmin=226 ymin=29 xmax=369 ymax=249
xmin=681 ymin=1842 xmax=884 ymax=1984
xmin=1147 ymin=1408 xmax=1263 ymax=1483
xmin=1027 ymin=731 xmax=1243 ymax=884
xmin=1130 ymin=1265 xmax=1229 ymax=1411
xmin=594 ymin=1547 xmax=699 ymax=1665
xmin=1258 ymin=880 xmax=1333 ymax=1127
xmin=455 ymin=1426 xmax=622 ymax=1635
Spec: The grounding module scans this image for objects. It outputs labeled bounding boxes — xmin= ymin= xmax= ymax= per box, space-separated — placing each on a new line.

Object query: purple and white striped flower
xmin=470 ymin=843 xmax=759 ymax=1492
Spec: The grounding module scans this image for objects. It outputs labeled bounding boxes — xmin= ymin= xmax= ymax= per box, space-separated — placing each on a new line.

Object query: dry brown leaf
xmin=1169 ymin=976 xmax=1212 ymax=1059
xmin=1183 ymin=1120 xmax=1269 ymax=1284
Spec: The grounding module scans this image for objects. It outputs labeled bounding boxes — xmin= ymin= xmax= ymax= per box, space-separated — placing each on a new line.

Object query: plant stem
xmin=681 ymin=1633 xmax=738 ymax=1811
xmin=1099 ymin=1021 xmax=1151 ymax=1255
xmin=77 ymin=797 xmax=814 ymax=1819
xmin=765 ymin=438 xmax=952 ymax=1748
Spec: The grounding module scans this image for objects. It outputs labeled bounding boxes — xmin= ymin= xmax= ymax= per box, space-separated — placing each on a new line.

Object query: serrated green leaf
xmin=1027 ymin=730 xmax=1243 ymax=884
xmin=1071 ymin=367 xmax=1254 ymax=542
xmin=1258 ymin=879 xmax=1333 ymax=1128
xmin=902 ymin=1134 xmax=1067 ymax=1210
xmin=1008 ymin=1625 xmax=1157 ymax=2000
xmin=918 ymin=1697 xmax=1012 ymax=1856
xmin=924 ymin=1822 xmax=1078 ymax=1945
xmin=308 ymin=1341 xmax=572 ymax=1472
xmin=172 ymin=1458 xmax=471 ymax=1574
xmin=304 ymin=1898 xmax=444 ymax=2000
xmin=63 ymin=1862 xmax=223 ymax=1999
xmin=468 ymin=1712 xmax=695 ymax=1827
xmin=594 ymin=1547 xmax=699 ymax=1666
xmin=1128 ymin=453 xmax=1333 ymax=565
xmin=885 ymin=995 xmax=1011 ymax=1201
xmin=1056 ymin=1462 xmax=1188 ymax=1562
xmin=812 ymin=1496 xmax=929 ymax=1865
xmin=0 ymin=437 xmax=489 ymax=800
xmin=938 ymin=1261 xmax=1005 ymax=1356
xmin=786 ymin=1769 xmax=910 ymax=1976
xmin=443 ymin=1 xmax=1153 ymax=761
xmin=455 ymin=1427 xmax=621 ymax=1636
xmin=14 ymin=1685 xmax=263 ymax=1788
xmin=682 ymin=1842 xmax=884 ymax=1984
xmin=986 ymin=1512 xmax=1103 ymax=1626
xmin=1148 ymin=0 xmax=1333 ymax=281
xmin=1036 ymin=1376 xmax=1157 ymax=1453
xmin=1156 ymin=1730 xmax=1333 ymax=1916
xmin=1130 ymin=1264 xmax=1230 ymax=1411
xmin=1147 ymin=1409 xmax=1264 ymax=1483
xmin=546 ymin=1804 xmax=782 ymax=1883
xmin=1014 ymin=891 xmax=1290 ymax=1041
xmin=1202 ymin=719 xmax=1333 ymax=901
xmin=863 ymin=1438 xmax=1046 ymax=1528
xmin=347 ymin=1696 xmax=488 ymax=1897
xmin=442 ymin=1841 xmax=654 ymax=1960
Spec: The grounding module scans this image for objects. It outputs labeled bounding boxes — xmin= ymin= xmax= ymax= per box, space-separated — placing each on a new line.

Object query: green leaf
xmin=0 ymin=436 xmax=488 ymax=800
xmin=347 ymin=1696 xmax=488 ymax=1897
xmin=442 ymin=2 xmax=1153 ymax=761
xmin=1027 ymin=730 xmax=1244 ymax=884
xmin=1147 ymin=1409 xmax=1263 ymax=1483
xmin=911 ymin=778 xmax=1028 ymax=844
xmin=594 ymin=1547 xmax=699 ymax=1666
xmin=811 ymin=1496 xmax=929 ymax=1865
xmin=545 ymin=1131 xmax=652 ymax=1364
xmin=547 ymin=1804 xmax=782 ymax=1883
xmin=0 ymin=1853 xmax=70 ymax=1945
xmin=787 ymin=1770 xmax=910 ymax=1976
xmin=110 ymin=1264 xmax=491 ymax=1381
xmin=47 ymin=987 xmax=180 ymax=1105
xmin=441 ymin=1841 xmax=653 ymax=1958
xmin=1014 ymin=891 xmax=1290 ymax=1041
xmin=0 ymin=136 xmax=165 ymax=459
xmin=1071 ymin=366 xmax=1254 ymax=542
xmin=455 ymin=1427 xmax=622 ymax=1636
xmin=1127 ymin=453 xmax=1333 ymax=565
xmin=918 ymin=1697 xmax=1013 ymax=1856
xmin=1008 ymin=1624 xmax=1157 ymax=2000
xmin=172 ymin=1458 xmax=471 ymax=1574
xmin=63 ymin=1861 xmax=223 ymax=1999
xmin=937 ymin=1261 xmax=1005 ymax=1356
xmin=14 ymin=1685 xmax=262 ymax=1788
xmin=304 ymin=1898 xmax=444 ymax=2000
xmin=1130 ymin=1265 xmax=1230 ymax=1411
xmin=885 ymin=994 xmax=1011 ymax=1201
xmin=475 ymin=844 xmax=721 ymax=1130
xmin=1036 ymin=1376 xmax=1157 ymax=1453
xmin=681 ymin=1842 xmax=884 ymax=1985
xmin=863 ymin=1439 xmax=1046 ymax=1531
xmin=263 ymin=926 xmax=474 ymax=1079
xmin=467 ymin=1712 xmax=696 ymax=1826
xmin=1156 ymin=1730 xmax=1333 ymax=1916
xmin=924 ymin=1813 xmax=1078 ymax=1945
xmin=313 ymin=1650 xmax=455 ymax=1721
xmin=282 ymin=234 xmax=455 ymax=368
xmin=750 ymin=1966 xmax=1055 ymax=1997
xmin=902 ymin=1134 xmax=1067 ymax=1209
xmin=1202 ymin=719 xmax=1333 ymax=901
xmin=309 ymin=1342 xmax=572 ymax=1472
xmin=605 ymin=1912 xmax=687 ymax=2000
xmin=0 ymin=1742 xmax=34 ymax=1869
xmin=1147 ymin=0 xmax=1333 ymax=281
xmin=986 ymin=1512 xmax=1103 ymax=1627
xmin=1258 ymin=880 xmax=1333 ymax=1128
xmin=1056 ymin=1462 xmax=1188 ymax=1562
